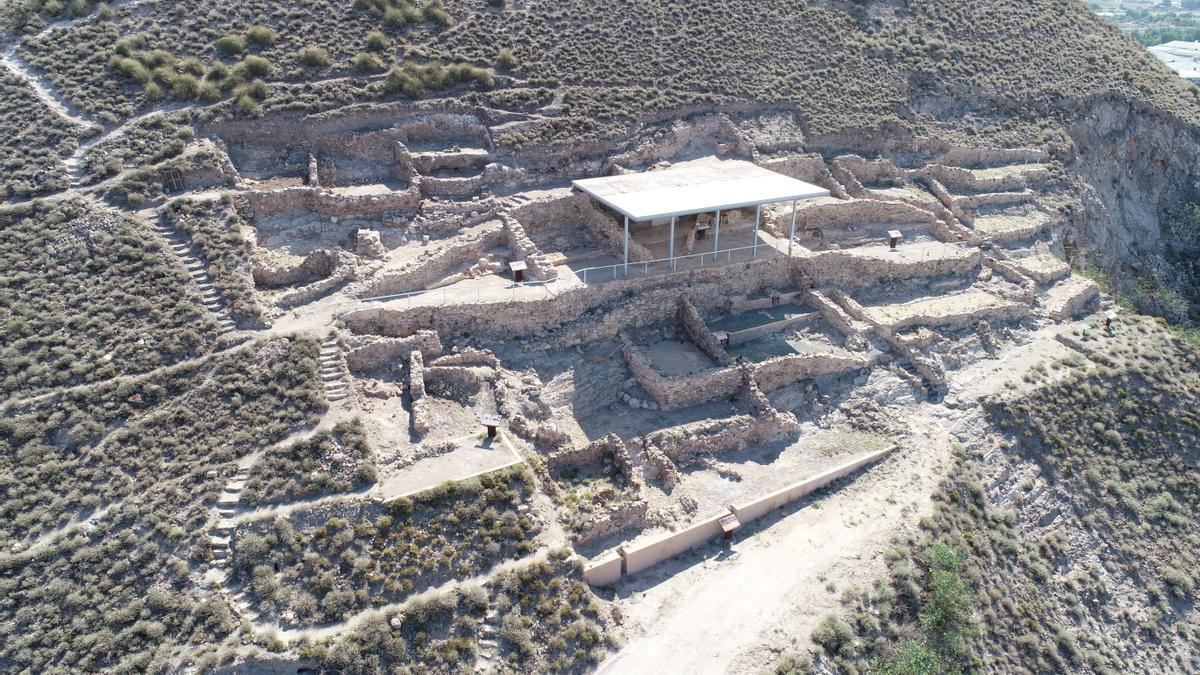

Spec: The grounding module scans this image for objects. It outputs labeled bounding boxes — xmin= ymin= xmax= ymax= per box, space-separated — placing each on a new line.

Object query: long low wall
xmin=727 ymin=312 xmax=815 ymax=346
xmin=796 ymin=245 xmax=981 ymax=289
xmin=729 ymin=448 xmax=894 ymax=523
xmin=342 ymin=257 xmax=795 ymax=347
xmin=585 ymin=446 xmax=895 ymax=586
xmin=620 ymin=511 xmax=728 ymax=577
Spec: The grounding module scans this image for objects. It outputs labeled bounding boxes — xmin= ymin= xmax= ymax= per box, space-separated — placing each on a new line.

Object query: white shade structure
xmin=571 ymin=158 xmax=830 ymax=275
xmin=572 ymin=158 xmax=828 ymax=222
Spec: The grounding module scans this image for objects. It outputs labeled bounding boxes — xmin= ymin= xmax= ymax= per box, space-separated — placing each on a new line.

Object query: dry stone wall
xmin=795 ymin=245 xmax=981 ymax=289
xmin=409 ymin=350 xmax=430 ymax=437
xmin=353 ymin=222 xmax=507 ymax=298
xmin=576 ymin=501 xmax=649 ymax=548
xmin=678 ymin=294 xmax=732 ymax=366
xmin=344 ymin=331 xmax=444 ymax=373
xmin=759 ymin=154 xmax=849 ymax=199
xmin=343 ymin=256 xmax=795 ymax=346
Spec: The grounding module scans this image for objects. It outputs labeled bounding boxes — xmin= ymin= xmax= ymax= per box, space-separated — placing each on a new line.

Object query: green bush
xmin=215 ymin=34 xmax=246 ymax=56
xmin=233 ymin=55 xmax=273 ymax=79
xmin=246 ymin=25 xmax=277 ymax=46
xmin=365 ymin=30 xmax=390 ymax=51
xmin=297 ymin=46 xmax=332 ymax=68
xmin=811 ymin=614 xmax=855 ymax=655
xmin=353 ymin=52 xmax=384 ymax=73
xmin=496 ymin=47 xmax=517 ymax=71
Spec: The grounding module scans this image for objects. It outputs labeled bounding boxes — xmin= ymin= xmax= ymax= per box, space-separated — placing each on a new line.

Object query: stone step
xmin=218 ymin=494 xmax=240 ymax=506
xmin=217 ymin=509 xmax=236 ymax=518
xmin=213 ymin=521 xmax=235 ymax=532
xmin=226 ymin=479 xmax=246 ymax=491
xmin=210 ymin=535 xmax=230 ymax=547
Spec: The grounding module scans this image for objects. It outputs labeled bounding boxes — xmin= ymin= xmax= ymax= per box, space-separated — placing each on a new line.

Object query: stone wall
xmin=795 ymin=245 xmax=981 ymax=289
xmin=620 ymin=336 xmax=743 ymax=410
xmin=503 ymin=215 xmax=557 ymax=280
xmin=641 ymin=443 xmax=679 ymax=489
xmin=547 ymin=433 xmax=640 ymax=487
xmin=831 ymin=154 xmax=905 ymax=189
xmin=344 ymin=331 xmax=444 ymax=373
xmin=421 ymin=175 xmax=484 ymax=198
xmin=342 ymin=256 xmax=796 ymax=347
xmin=253 ymin=249 xmax=338 ymax=288
xmin=752 ymin=351 xmax=871 ymax=393
xmin=353 ymin=222 xmax=507 ymax=298
xmin=787 ymin=198 xmax=936 ymax=239
xmin=424 ymin=365 xmax=491 ymax=401
xmin=409 ymin=350 xmax=430 ymax=437
xmin=576 ymin=501 xmax=649 ymax=548
xmin=677 ymin=294 xmax=732 ymax=366
xmin=922 ymin=164 xmax=1034 ymax=194
xmin=759 ymin=153 xmax=849 ymax=199
xmin=427 ymin=347 xmax=500 ymax=368
xmin=804 ymin=289 xmax=868 ymax=340
xmin=508 ymin=415 xmax=572 ymax=452
xmin=954 ymin=190 xmax=1032 ymax=211
xmin=936 ymin=146 xmax=1049 ymax=169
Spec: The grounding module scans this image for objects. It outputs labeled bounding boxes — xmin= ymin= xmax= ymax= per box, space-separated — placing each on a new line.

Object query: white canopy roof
xmin=572 ymin=158 xmax=830 ymax=222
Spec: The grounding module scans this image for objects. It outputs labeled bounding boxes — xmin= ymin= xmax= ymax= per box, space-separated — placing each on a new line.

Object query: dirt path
xmin=1 ymin=47 xmax=93 ymax=129
xmin=596 ymin=413 xmax=955 ymax=674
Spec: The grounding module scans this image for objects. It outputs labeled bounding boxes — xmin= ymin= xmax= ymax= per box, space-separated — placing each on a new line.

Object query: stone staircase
xmin=144 ymin=210 xmax=237 ymax=335
xmin=210 ymin=465 xmax=250 ymax=568
xmin=321 ymin=332 xmax=350 ymax=402
xmin=474 ymin=605 xmax=502 ymax=673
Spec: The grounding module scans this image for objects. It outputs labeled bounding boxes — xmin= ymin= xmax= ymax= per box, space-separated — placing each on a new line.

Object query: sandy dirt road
xmin=597 ymin=413 xmax=955 ymax=674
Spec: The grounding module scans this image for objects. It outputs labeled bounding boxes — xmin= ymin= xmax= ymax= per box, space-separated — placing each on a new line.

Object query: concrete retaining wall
xmin=583 ymin=551 xmax=623 ymax=586
xmin=588 ymin=446 xmax=894 ymax=586
xmin=620 ymin=511 xmax=727 ymax=576
xmin=729 ymin=448 xmax=894 ymax=523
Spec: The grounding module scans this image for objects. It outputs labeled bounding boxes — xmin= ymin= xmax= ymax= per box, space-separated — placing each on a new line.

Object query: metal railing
xmin=574 ymin=244 xmax=770 ymax=284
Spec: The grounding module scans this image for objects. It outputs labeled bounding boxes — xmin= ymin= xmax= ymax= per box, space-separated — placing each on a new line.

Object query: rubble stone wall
xmin=253 ymin=249 xmax=337 ymax=288
xmin=621 ymin=337 xmax=743 ymax=410
xmin=753 ymin=351 xmax=871 ymax=393
xmin=343 ymin=257 xmax=796 ymax=345
xmin=409 ymin=351 xmax=430 ymax=437
xmin=576 ymin=501 xmax=649 ymax=548
xmin=678 ymin=294 xmax=732 ymax=366
xmin=759 ymin=154 xmax=849 ymax=199
xmin=795 ymin=246 xmax=981 ymax=289
xmin=354 ymin=223 xmax=507 ymax=298
xmin=344 ymin=331 xmax=444 ymax=373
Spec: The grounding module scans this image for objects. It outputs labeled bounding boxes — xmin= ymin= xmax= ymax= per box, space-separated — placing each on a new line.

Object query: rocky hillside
xmin=4 ymin=0 xmax=1200 ymax=322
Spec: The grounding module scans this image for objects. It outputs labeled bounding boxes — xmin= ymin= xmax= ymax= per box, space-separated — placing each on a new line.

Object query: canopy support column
xmin=753 ymin=204 xmax=761 ymax=259
xmin=669 ymin=216 xmax=676 ymax=271
xmin=623 ymin=215 xmax=629 ymax=276
xmin=713 ymin=210 xmax=721 ymax=262
xmin=788 ymin=199 xmax=797 ymax=257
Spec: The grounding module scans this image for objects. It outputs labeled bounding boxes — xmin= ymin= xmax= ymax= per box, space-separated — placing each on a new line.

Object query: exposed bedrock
xmin=1065 ymin=98 xmax=1200 ymax=273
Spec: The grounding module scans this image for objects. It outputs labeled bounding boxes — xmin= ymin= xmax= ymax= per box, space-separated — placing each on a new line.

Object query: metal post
xmin=623 ymin=215 xmax=629 ymax=277
xmin=788 ymin=199 xmax=797 ymax=257
xmin=669 ymin=216 xmax=676 ymax=271
xmin=753 ymin=204 xmax=761 ymax=259
xmin=713 ymin=210 xmax=721 ymax=262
